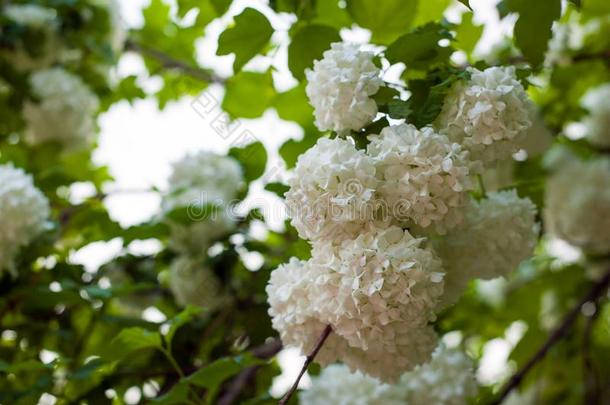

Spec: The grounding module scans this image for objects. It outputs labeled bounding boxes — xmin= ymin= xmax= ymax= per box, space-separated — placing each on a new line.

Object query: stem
xmin=582 ymin=301 xmax=601 ymax=404
xmin=490 ymin=267 xmax=610 ymax=405
xmin=477 ymin=174 xmax=487 ymax=198
xmin=279 ymin=325 xmax=332 ymax=405
xmin=124 ymin=39 xmax=226 ymax=84
xmin=160 ymin=347 xmax=185 ymax=379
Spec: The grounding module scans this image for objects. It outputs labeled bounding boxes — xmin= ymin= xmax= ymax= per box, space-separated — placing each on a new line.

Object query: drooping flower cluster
xmin=435 ymin=191 xmax=539 ymax=307
xmin=301 ymin=346 xmax=477 ymax=405
xmin=305 ymin=42 xmax=383 ymax=133
xmin=545 ymin=157 xmax=610 ymax=255
xmin=581 ymin=83 xmax=610 ymax=148
xmin=0 ymin=164 xmax=50 ymax=276
xmin=162 ymin=151 xmax=243 ymax=309
xmin=23 ymin=68 xmax=100 ymax=150
xmin=269 ymin=41 xmax=541 ymax=383
xmin=436 ymin=66 xmax=533 ymax=165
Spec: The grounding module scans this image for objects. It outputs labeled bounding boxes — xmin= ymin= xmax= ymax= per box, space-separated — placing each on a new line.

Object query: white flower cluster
xmin=285 ymin=137 xmax=378 ymax=242
xmin=435 ymin=191 xmax=539 ymax=307
xmin=305 ymin=42 xmax=383 ymax=133
xmin=162 ymin=151 xmax=243 ymax=309
xmin=436 ymin=66 xmax=533 ymax=165
xmin=545 ymin=157 xmax=610 ymax=255
xmin=271 ymin=42 xmax=542 ymax=383
xmin=368 ymin=123 xmax=473 ymax=234
xmin=581 ymin=83 xmax=610 ymax=148
xmin=267 ymin=227 xmax=443 ymax=381
xmin=301 ymin=346 xmax=477 ymax=405
xmin=162 ymin=151 xmax=243 ymax=256
xmin=23 ymin=68 xmax=99 ymax=150
xmin=0 ymin=164 xmax=50 ymax=276
xmin=4 ymin=4 xmax=57 ymax=27
xmin=168 ymin=257 xmax=225 ymax=311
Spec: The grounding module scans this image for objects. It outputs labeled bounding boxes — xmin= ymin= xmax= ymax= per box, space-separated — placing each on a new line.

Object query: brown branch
xmin=124 ymin=39 xmax=226 ymax=84
xmin=490 ymin=267 xmax=610 ymax=405
xmin=279 ymin=325 xmax=332 ymax=405
xmin=582 ymin=300 xmax=602 ymax=404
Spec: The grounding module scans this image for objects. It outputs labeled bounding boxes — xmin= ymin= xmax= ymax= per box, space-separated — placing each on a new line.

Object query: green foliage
xmin=223 ymin=70 xmax=276 ymax=118
xmin=288 ymin=24 xmax=340 ymax=80
xmin=346 ymin=0 xmax=418 ymax=44
xmin=217 ymin=8 xmax=274 ymax=73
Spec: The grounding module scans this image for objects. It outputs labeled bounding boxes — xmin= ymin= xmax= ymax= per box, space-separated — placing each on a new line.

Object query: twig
xmin=217 ymin=339 xmax=282 ymax=405
xmin=279 ymin=325 xmax=332 ymax=405
xmin=582 ymin=300 xmax=601 ymax=404
xmin=490 ymin=268 xmax=610 ymax=405
xmin=124 ymin=39 xmax=226 ymax=84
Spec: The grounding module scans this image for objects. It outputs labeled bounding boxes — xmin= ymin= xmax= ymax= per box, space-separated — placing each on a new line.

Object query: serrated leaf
xmin=385 ymin=23 xmax=453 ymax=70
xmin=455 ymin=12 xmax=483 ymax=56
xmin=217 ymin=8 xmax=273 ymax=72
xmin=229 ymin=141 xmax=268 ymax=182
xmin=288 ymin=24 xmax=340 ymax=80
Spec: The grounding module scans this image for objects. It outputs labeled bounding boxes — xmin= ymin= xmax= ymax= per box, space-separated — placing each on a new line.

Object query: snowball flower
xmin=436 ymin=66 xmax=533 ymax=165
xmin=435 ymin=190 xmax=539 ymax=307
xmin=545 ymin=157 xmax=610 ymax=254
xmin=305 ymin=42 xmax=382 ymax=132
xmin=267 ymin=226 xmax=444 ymax=382
xmin=4 ymin=4 xmax=56 ymax=27
xmin=400 ymin=345 xmax=478 ymax=405
xmin=368 ymin=123 xmax=473 ymax=234
xmin=0 ymin=164 xmax=50 ymax=276
xmin=581 ymin=83 xmax=610 ymax=148
xmin=168 ymin=257 xmax=225 ymax=311
xmin=285 ymin=137 xmax=379 ymax=243
xmin=23 ymin=68 xmax=99 ymax=150
xmin=300 ymin=364 xmax=406 ymax=405
xmin=162 ymin=152 xmax=243 ymax=255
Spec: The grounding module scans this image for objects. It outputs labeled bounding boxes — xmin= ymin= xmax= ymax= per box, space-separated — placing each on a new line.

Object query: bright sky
xmin=76 ymin=0 xmax=517 ymax=397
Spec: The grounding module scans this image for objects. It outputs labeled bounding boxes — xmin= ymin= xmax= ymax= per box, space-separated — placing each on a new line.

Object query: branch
xmin=490 ymin=267 xmax=610 ymax=405
xmin=279 ymin=325 xmax=332 ymax=405
xmin=124 ymin=39 xmax=226 ymax=84
xmin=582 ymin=300 xmax=602 ymax=404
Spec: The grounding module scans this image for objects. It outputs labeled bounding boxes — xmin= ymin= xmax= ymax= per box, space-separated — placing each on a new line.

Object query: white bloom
xmin=0 ymin=164 xmax=50 ymax=275
xmin=285 ymin=137 xmax=380 ymax=243
xmin=300 ymin=364 xmax=405 ymax=405
xmin=301 ymin=346 xmax=477 ymax=405
xmin=24 ymin=68 xmax=99 ymax=150
xmin=162 ymin=152 xmax=243 ymax=255
xmin=436 ymin=67 xmax=533 ymax=165
xmin=4 ymin=4 xmax=56 ymax=27
xmin=168 ymin=257 xmax=225 ymax=310
xmin=267 ymin=226 xmax=444 ymax=382
xmin=400 ymin=345 xmax=478 ymax=405
xmin=368 ymin=124 xmax=473 ymax=234
xmin=436 ymin=191 xmax=539 ymax=307
xmin=305 ymin=42 xmax=382 ymax=132
xmin=581 ymin=83 xmax=610 ymax=148
xmin=545 ymin=157 xmax=610 ymax=254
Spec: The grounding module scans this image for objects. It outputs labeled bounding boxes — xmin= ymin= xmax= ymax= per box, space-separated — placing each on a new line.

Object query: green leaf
xmin=222 ymin=70 xmax=276 ymax=118
xmin=500 ymin=0 xmax=561 ymax=66
xmin=264 ymin=182 xmax=289 ymax=198
xmin=273 ymin=83 xmax=314 ymax=127
xmin=184 ymin=354 xmax=263 ymax=401
xmin=105 ymin=327 xmax=162 ymax=361
xmin=385 ymin=23 xmax=453 ymax=70
xmin=288 ymin=24 xmax=340 ymax=80
xmin=165 ymin=306 xmax=203 ymax=346
xmin=387 ymin=99 xmax=413 ymax=119
xmin=152 ymin=381 xmax=191 ymax=405
xmin=217 ymin=8 xmax=273 ymax=72
xmin=413 ymin=0 xmax=451 ymax=25
xmin=458 ymin=0 xmax=472 ymax=10
xmin=229 ymin=141 xmax=268 ymax=182
xmin=346 ymin=0 xmax=419 ymax=44
xmin=279 ymin=131 xmax=320 ymax=168
xmin=454 ymin=12 xmax=483 ymax=56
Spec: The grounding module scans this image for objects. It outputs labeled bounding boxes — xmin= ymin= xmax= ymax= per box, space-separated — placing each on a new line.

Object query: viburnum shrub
xmin=1 ymin=1 xmax=610 ymax=404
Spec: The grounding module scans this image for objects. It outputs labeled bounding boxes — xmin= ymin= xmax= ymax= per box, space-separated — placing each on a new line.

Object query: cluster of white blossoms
xmin=368 ymin=124 xmax=473 ymax=234
xmin=436 ymin=66 xmax=533 ymax=165
xmin=162 ymin=151 xmax=243 ymax=309
xmin=305 ymin=43 xmax=383 ymax=133
xmin=23 ymin=68 xmax=100 ymax=150
xmin=580 ymin=83 xmax=610 ymax=148
xmin=168 ymin=257 xmax=225 ymax=311
xmin=545 ymin=157 xmax=610 ymax=255
xmin=301 ymin=346 xmax=477 ymax=405
xmin=0 ymin=164 xmax=50 ymax=276
xmin=269 ymin=42 xmax=541 ymax=383
xmin=435 ymin=190 xmax=539 ymax=307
